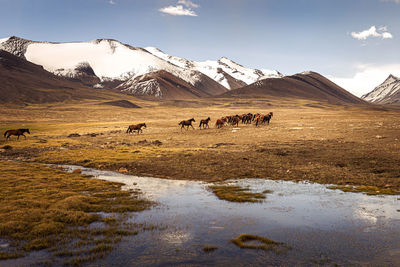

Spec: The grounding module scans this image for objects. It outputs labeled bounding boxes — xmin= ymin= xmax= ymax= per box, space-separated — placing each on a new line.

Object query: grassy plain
xmin=0 ymin=96 xmax=399 ymax=194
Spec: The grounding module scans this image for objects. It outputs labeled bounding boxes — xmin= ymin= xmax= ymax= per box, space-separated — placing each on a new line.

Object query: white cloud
xmin=159 ymin=5 xmax=197 ymax=16
xmin=159 ymin=0 xmax=199 ymax=16
xmin=351 ymin=26 xmax=393 ymax=40
xmin=178 ymin=0 xmax=199 ymax=8
xmin=328 ymin=64 xmax=400 ymax=97
xmin=108 ymin=0 xmax=115 ymax=4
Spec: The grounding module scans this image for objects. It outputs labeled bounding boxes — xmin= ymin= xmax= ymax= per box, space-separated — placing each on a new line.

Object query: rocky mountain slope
xmin=362 ymin=75 xmax=400 ymax=105
xmin=144 ymin=47 xmax=282 ymax=90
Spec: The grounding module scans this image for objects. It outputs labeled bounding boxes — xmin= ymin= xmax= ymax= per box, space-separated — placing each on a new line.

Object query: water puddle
xmin=7 ymin=165 xmax=400 ymax=266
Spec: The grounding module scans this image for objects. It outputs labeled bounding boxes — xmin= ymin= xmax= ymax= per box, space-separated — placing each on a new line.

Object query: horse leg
xmin=17 ymin=135 xmax=20 ymax=140
xmin=23 ymin=134 xmax=26 ymax=139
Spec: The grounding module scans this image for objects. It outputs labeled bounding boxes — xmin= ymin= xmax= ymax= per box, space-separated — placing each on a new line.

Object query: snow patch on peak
xmin=0 ymin=37 xmax=10 ymax=44
xmin=301 ymin=71 xmax=313 ymax=75
xmin=118 ymin=76 xmax=163 ymax=98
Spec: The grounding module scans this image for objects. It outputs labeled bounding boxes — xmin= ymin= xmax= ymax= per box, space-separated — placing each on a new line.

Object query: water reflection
xmin=56 ymin=166 xmax=400 ymax=265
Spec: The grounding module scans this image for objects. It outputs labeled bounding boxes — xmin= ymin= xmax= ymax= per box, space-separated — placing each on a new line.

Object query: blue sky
xmin=1 ymin=0 xmax=399 ymax=96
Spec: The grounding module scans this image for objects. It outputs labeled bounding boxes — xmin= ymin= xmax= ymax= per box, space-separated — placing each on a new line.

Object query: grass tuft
xmin=327 ymin=185 xmax=399 ymax=195
xmin=231 ymin=234 xmax=291 ymax=253
xmin=209 ymin=185 xmax=267 ymax=203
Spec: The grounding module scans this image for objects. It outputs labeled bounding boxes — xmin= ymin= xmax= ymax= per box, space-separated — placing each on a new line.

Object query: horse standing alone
xmin=4 ymin=129 xmax=30 ymax=140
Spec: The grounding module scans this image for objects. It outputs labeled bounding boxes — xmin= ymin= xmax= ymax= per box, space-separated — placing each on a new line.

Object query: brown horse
xmin=199 ymin=117 xmax=211 ymax=129
xmin=126 ymin=123 xmax=146 ymax=134
xmin=231 ymin=116 xmax=240 ymax=127
xmin=262 ymin=112 xmax=273 ymax=125
xmin=179 ymin=118 xmax=195 ymax=131
xmin=215 ymin=118 xmax=226 ymax=129
xmin=4 ymin=129 xmax=30 ymax=140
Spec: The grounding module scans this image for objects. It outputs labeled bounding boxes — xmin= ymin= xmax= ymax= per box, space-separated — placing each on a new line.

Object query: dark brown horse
xmin=126 ymin=123 xmax=146 ymax=134
xmin=4 ymin=129 xmax=30 ymax=140
xmin=199 ymin=117 xmax=211 ymax=129
xmin=215 ymin=118 xmax=226 ymax=129
xmin=262 ymin=112 xmax=273 ymax=125
xmin=231 ymin=116 xmax=240 ymax=127
xmin=179 ymin=118 xmax=195 ymax=131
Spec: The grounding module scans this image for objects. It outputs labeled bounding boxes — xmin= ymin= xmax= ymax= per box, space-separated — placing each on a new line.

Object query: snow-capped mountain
xmin=362 ymin=75 xmax=400 ymax=105
xmin=144 ymin=47 xmax=282 ymax=90
xmin=0 ymin=36 xmax=280 ymax=99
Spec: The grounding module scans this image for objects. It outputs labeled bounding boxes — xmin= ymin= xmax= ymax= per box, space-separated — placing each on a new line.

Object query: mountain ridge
xmin=362 ymin=74 xmax=400 ymax=105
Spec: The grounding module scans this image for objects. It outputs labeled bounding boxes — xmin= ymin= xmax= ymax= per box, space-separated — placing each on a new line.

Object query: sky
xmin=0 ymin=0 xmax=399 ymax=96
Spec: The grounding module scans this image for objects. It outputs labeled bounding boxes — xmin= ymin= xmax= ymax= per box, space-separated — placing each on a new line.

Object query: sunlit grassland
xmin=0 ymin=97 xmax=399 ymax=193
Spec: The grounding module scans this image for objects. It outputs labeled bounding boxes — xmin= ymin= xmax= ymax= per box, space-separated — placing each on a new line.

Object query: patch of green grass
xmin=231 ymin=234 xmax=291 ymax=253
xmin=0 ymin=160 xmax=152 ymax=264
xmin=209 ymin=185 xmax=267 ymax=203
xmin=327 ymin=185 xmax=399 ymax=195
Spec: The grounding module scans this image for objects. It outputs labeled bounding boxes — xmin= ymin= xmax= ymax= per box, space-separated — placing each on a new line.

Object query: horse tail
xmin=126 ymin=126 xmax=130 ymax=133
xmin=4 ymin=130 xmax=8 ymax=138
xmin=178 ymin=122 xmax=182 ymax=125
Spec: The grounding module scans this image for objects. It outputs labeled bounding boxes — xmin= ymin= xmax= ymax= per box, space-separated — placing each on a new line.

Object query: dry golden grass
xmin=0 ymin=160 xmax=152 ymax=263
xmin=0 ymin=97 xmax=399 ymax=193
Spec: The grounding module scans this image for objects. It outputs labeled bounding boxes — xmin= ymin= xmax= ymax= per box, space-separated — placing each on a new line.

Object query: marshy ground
xmin=0 ymin=97 xmax=399 ymax=265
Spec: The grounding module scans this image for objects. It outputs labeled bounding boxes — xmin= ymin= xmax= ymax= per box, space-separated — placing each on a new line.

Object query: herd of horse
xmin=3 ymin=112 xmax=273 ymax=140
xmin=179 ymin=112 xmax=273 ymax=131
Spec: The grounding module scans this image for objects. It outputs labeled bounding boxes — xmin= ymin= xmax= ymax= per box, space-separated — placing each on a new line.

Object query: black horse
xmin=179 ymin=118 xmax=196 ymax=131
xmin=4 ymin=129 xmax=30 ymax=140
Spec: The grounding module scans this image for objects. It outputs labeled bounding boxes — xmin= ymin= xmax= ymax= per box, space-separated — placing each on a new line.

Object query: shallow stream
xmin=6 ymin=165 xmax=400 ymax=266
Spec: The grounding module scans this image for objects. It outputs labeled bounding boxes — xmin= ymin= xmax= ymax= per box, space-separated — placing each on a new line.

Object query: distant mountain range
xmin=0 ymin=35 xmax=391 ymax=105
xmin=361 ymin=75 xmax=400 ymax=105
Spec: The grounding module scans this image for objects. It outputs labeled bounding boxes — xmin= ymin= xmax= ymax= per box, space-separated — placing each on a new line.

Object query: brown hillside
xmin=0 ymin=50 xmax=107 ymax=103
xmin=221 ymin=72 xmax=365 ymax=105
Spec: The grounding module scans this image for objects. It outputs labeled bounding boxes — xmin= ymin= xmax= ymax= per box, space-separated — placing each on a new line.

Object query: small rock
xmin=39 ymin=139 xmax=48 ymax=143
xmin=73 ymin=169 xmax=82 ymax=174
xmin=68 ymin=133 xmax=81 ymax=138
xmin=1 ymin=145 xmax=12 ymax=150
xmin=375 ymin=135 xmax=385 ymax=139
xmin=119 ymin=167 xmax=128 ymax=173
xmin=133 ymin=182 xmax=137 ymax=185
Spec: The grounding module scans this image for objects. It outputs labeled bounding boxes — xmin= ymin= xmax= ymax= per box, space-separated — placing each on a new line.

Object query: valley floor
xmin=1 ymin=97 xmax=399 ymax=193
